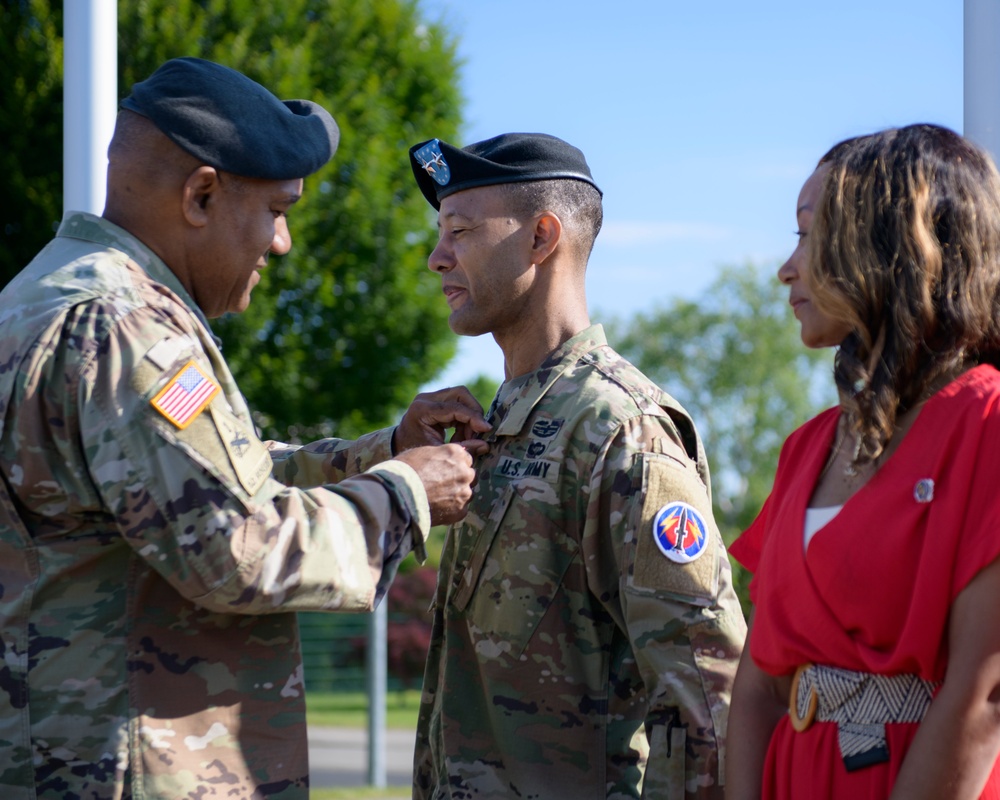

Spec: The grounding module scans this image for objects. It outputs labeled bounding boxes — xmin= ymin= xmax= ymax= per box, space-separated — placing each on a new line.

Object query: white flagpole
xmin=63 ymin=0 xmax=118 ymax=216
xmin=965 ymin=0 xmax=1000 ymax=161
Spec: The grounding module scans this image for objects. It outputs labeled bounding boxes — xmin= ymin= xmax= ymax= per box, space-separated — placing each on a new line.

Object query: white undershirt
xmin=804 ymin=505 xmax=843 ymax=550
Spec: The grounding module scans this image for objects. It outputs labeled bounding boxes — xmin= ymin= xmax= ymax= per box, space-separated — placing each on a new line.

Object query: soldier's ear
xmin=181 ymin=166 xmax=222 ymax=227
xmin=530 ymin=211 xmax=562 ymax=266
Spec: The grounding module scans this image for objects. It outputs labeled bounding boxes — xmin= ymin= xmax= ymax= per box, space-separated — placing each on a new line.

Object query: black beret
xmin=121 ymin=57 xmax=340 ymax=180
xmin=409 ymin=133 xmax=602 ymax=210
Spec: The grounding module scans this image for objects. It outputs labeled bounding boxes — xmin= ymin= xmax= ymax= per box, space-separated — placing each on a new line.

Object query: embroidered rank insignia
xmin=211 ymin=406 xmax=273 ymax=496
xmin=914 ymin=478 xmax=934 ymax=503
xmin=150 ymin=360 xmax=220 ymax=429
xmin=526 ymin=440 xmax=547 ymax=458
xmin=531 ymin=419 xmax=563 ymax=439
xmin=652 ymin=501 xmax=709 ymax=563
xmin=413 ymin=139 xmax=451 ymax=185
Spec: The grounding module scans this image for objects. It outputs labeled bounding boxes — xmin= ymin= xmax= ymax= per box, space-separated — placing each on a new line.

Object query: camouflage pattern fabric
xmin=413 ymin=326 xmax=746 ymax=800
xmin=0 ymin=212 xmax=429 ymax=799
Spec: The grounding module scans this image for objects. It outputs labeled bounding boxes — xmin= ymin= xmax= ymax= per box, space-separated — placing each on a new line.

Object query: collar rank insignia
xmin=413 ymin=139 xmax=451 ymax=186
xmin=151 ymin=359 xmax=220 ymax=429
xmin=652 ymin=501 xmax=709 ymax=564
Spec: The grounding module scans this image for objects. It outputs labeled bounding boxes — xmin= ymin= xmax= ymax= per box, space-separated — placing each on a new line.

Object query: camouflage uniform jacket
xmin=413 ymin=325 xmax=746 ymax=800
xmin=0 ymin=212 xmax=430 ymax=799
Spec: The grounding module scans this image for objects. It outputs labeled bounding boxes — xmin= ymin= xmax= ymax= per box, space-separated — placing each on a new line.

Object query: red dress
xmin=730 ymin=365 xmax=1000 ymax=799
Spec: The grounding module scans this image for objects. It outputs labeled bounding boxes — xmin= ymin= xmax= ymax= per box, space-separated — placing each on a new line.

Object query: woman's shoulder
xmin=959 ymin=362 xmax=1000 ymax=395
xmin=936 ymin=363 xmax=1000 ymax=414
xmin=779 ymin=406 xmax=840 ymax=461
xmin=914 ymin=365 xmax=1000 ymax=452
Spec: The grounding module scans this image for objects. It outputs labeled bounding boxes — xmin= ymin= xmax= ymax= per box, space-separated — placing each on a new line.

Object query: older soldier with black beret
xmin=0 ymin=57 xmax=487 ymax=799
xmin=408 ymin=132 xmax=747 ymax=799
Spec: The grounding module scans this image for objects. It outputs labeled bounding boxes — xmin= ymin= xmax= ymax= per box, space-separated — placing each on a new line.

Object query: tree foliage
xmin=2 ymin=0 xmax=463 ymax=439
xmin=0 ymin=0 xmax=63 ymax=278
xmin=608 ymin=264 xmax=836 ymax=610
xmin=464 ymin=372 xmax=500 ymax=417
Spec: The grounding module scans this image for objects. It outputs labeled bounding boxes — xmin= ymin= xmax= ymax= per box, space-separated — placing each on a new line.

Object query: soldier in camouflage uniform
xmin=408 ymin=134 xmax=747 ymax=799
xmin=0 ymin=58 xmax=487 ymax=799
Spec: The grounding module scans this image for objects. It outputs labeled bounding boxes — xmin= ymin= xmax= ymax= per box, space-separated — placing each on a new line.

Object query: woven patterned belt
xmin=789 ymin=663 xmax=941 ymax=771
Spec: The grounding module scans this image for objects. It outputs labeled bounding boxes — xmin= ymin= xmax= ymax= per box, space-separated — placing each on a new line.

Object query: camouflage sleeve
xmin=584 ymin=414 xmax=746 ymax=799
xmin=265 ymin=426 xmax=397 ymax=488
xmin=79 ymin=312 xmax=427 ymax=614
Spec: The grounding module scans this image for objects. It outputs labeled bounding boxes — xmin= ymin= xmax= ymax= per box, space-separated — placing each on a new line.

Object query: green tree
xmin=464 ymin=372 xmax=500 ymax=416
xmin=0 ymin=0 xmax=63 ymax=280
xmin=2 ymin=0 xmax=462 ymax=439
xmin=608 ymin=264 xmax=836 ymax=611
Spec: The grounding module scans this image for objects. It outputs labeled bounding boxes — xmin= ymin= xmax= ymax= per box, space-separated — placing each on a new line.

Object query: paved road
xmin=309 ymin=726 xmax=414 ymax=791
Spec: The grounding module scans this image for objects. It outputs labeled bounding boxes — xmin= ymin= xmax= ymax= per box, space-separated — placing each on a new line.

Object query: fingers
xmin=394 ymin=443 xmax=479 ymax=526
xmin=448 ymin=409 xmax=493 ymax=433
xmin=419 ymin=405 xmax=491 ymax=431
xmin=420 ymin=384 xmax=485 ymax=411
xmin=454 ymin=437 xmax=490 ymax=457
xmin=396 ymin=385 xmax=492 ymax=451
xmin=415 ymin=387 xmax=490 ymax=431
xmin=440 ymin=441 xmax=475 ymax=467
xmin=435 ymin=386 xmax=492 ymax=433
xmin=431 ymin=504 xmax=469 ymax=527
xmin=451 ymin=420 xmax=492 ymax=444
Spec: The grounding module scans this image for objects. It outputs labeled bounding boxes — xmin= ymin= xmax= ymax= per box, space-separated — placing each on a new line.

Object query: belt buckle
xmin=789 ymin=663 xmax=817 ymax=732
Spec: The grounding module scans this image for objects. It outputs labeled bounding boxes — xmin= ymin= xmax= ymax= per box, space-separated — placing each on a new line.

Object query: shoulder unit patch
xmin=652 ymin=501 xmax=709 ymax=564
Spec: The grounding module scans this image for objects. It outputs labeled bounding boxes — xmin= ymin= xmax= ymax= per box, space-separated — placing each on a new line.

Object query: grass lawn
xmin=313 ymin=789 xmax=410 ymax=799
xmin=306 ymin=689 xmax=422 ymax=730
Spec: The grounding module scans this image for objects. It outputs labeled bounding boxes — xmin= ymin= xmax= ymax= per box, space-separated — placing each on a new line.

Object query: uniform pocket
xmin=687 ymin=609 xmax=744 ymax=785
xmin=628 ymin=452 xmax=720 ymax=605
xmin=456 ymin=480 xmax=578 ymax=659
xmin=448 ymin=483 xmax=516 ymax=612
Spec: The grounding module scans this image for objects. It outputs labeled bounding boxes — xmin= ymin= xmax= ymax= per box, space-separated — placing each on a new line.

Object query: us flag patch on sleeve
xmin=150 ymin=360 xmax=220 ymax=429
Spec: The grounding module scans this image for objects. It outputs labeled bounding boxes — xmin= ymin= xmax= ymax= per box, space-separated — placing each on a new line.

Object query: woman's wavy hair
xmin=809 ymin=123 xmax=1000 ymax=465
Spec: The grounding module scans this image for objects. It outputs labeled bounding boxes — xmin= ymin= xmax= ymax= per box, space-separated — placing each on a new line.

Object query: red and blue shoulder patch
xmin=652 ymin=501 xmax=709 ymax=563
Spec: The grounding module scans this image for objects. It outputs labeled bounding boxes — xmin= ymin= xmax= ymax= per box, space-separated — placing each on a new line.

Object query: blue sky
xmin=415 ymin=0 xmax=964 ymax=386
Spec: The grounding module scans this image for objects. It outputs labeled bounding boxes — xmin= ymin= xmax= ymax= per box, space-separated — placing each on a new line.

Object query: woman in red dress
xmin=726 ymin=124 xmax=1000 ymax=800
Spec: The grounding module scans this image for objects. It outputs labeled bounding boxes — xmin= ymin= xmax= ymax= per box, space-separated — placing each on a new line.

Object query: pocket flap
xmin=449 ymin=483 xmax=515 ymax=612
